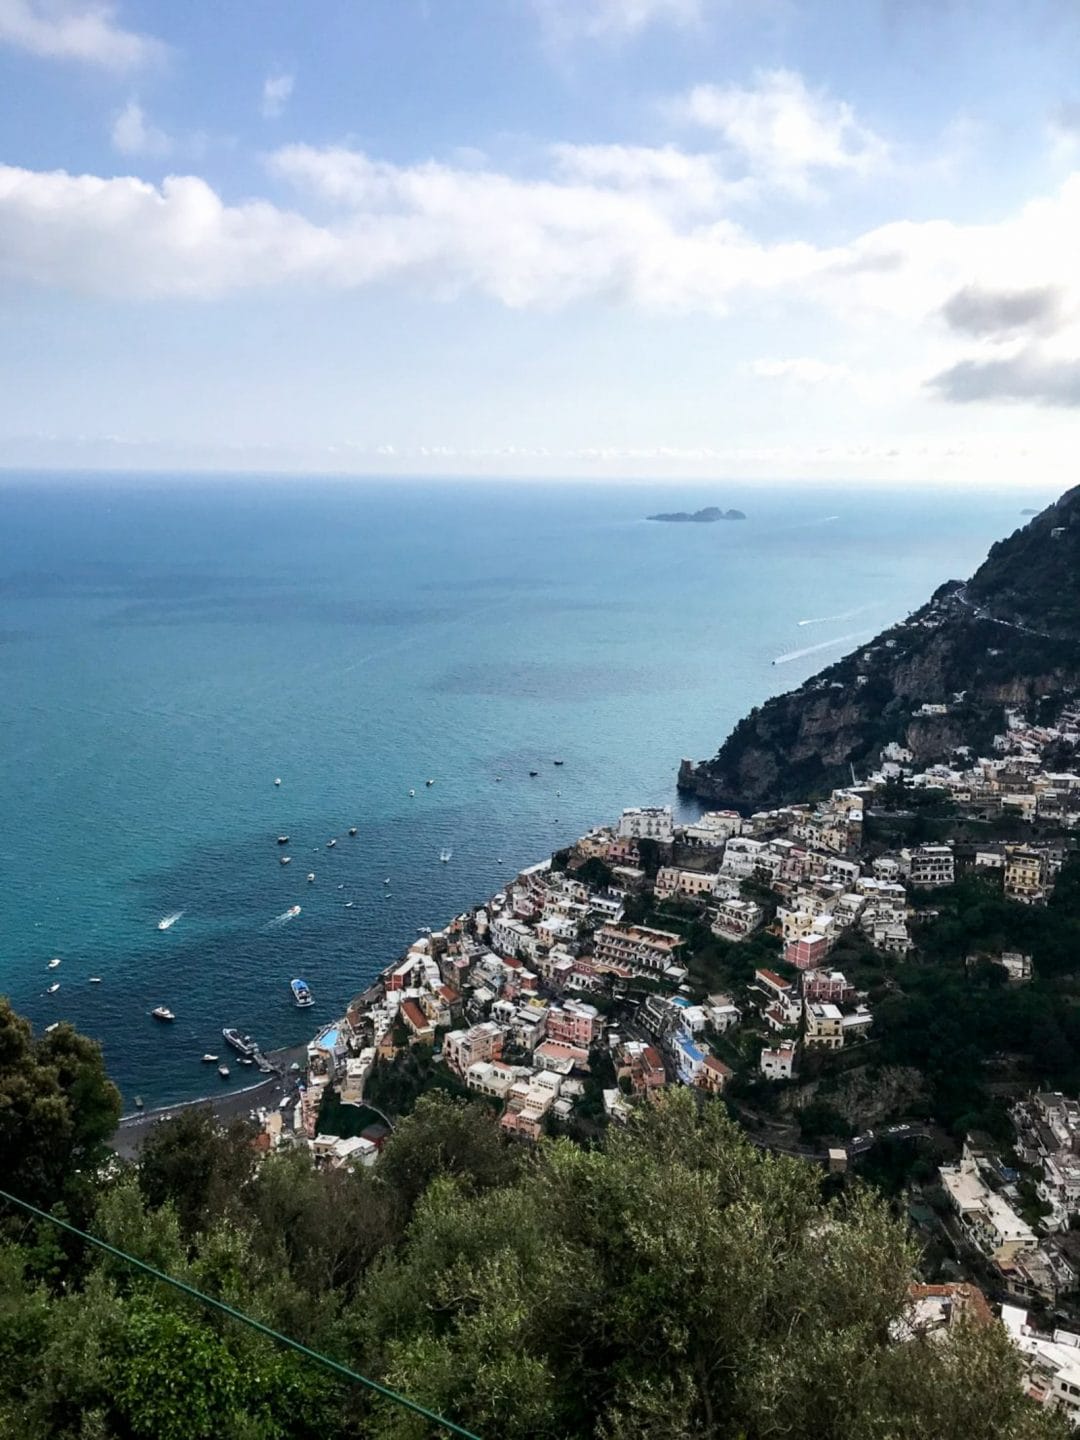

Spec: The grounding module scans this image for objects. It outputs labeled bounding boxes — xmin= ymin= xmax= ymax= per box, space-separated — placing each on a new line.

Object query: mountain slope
xmin=678 ymin=485 xmax=1080 ymax=810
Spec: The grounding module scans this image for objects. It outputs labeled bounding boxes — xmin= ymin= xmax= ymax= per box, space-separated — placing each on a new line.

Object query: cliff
xmin=679 ymin=485 xmax=1080 ymax=810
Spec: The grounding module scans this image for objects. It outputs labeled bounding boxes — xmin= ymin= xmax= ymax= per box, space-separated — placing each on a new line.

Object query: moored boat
xmin=201 ymin=1053 xmax=218 ymax=1063
xmin=222 ymin=1027 xmax=258 ymax=1058
xmin=218 ymin=1064 xmax=230 ymax=1078
xmin=280 ymin=855 xmax=291 ymax=865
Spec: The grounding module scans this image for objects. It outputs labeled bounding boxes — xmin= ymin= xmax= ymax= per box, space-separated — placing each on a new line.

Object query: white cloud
xmin=748 ymin=357 xmax=852 ymax=385
xmin=530 ymin=0 xmax=703 ymax=42
xmin=673 ymin=69 xmax=889 ymax=194
xmin=110 ymin=99 xmax=171 ymax=157
xmin=0 ymin=0 xmax=164 ymax=70
xmin=261 ymin=71 xmax=294 ymax=120
xmin=2 ymin=145 xmax=1080 ymax=424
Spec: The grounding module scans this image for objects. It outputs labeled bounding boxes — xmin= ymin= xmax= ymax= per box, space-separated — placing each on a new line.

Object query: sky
xmin=1 ymin=0 xmax=1079 ymax=484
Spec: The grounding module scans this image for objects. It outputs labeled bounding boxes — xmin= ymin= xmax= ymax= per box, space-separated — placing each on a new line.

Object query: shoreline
xmin=110 ymin=1043 xmax=307 ymax=1158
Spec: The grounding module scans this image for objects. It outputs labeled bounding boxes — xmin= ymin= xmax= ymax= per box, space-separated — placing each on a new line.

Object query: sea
xmin=0 ymin=475 xmax=1054 ymax=1107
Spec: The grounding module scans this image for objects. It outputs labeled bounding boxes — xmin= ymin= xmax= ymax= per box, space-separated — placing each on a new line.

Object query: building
xmin=802 ymin=969 xmax=855 ymax=1005
xmin=654 ymin=866 xmax=719 ymax=903
xmin=1001 ymin=1306 xmax=1080 ymax=1427
xmin=443 ymin=1022 xmax=504 ymax=1077
xmin=907 ymin=845 xmax=956 ymax=889
xmin=501 ymin=1070 xmax=562 ymax=1141
xmin=939 ymin=1151 xmax=1036 ymax=1263
xmin=593 ymin=923 xmax=684 ymax=974
xmin=681 ymin=810 xmax=742 ymax=846
xmin=616 ymin=806 xmax=673 ymax=843
xmin=784 ymin=930 xmax=832 ymax=971
xmin=545 ymin=999 xmax=601 ymax=1048
xmin=697 ymin=1054 xmax=733 ymax=1094
xmin=760 ymin=1045 xmax=795 ymax=1080
xmin=803 ymin=1001 xmax=844 ymax=1050
xmin=399 ymin=998 xmax=434 ymax=1041
xmin=1005 ymin=846 xmax=1045 ymax=902
xmin=616 ymin=1040 xmax=667 ymax=1096
xmin=465 ymin=1060 xmax=519 ymax=1098
xmin=710 ymin=897 xmax=764 ymax=942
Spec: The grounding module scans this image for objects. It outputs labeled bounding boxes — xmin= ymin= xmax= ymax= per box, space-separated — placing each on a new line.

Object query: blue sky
xmin=1 ymin=0 xmax=1079 ymax=483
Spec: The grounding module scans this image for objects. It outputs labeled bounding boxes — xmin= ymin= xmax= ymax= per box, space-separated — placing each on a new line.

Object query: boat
xmin=553 ymin=759 xmax=564 ymax=766
xmin=529 ymin=770 xmax=539 ymax=777
xmin=157 ymin=911 xmax=182 ymax=931
xmin=348 ymin=827 xmax=358 ymax=836
xmin=326 ymin=838 xmax=336 ymax=848
xmin=89 ymin=976 xmax=102 ymax=984
xmin=440 ymin=848 xmax=452 ymax=863
xmin=239 ymin=1056 xmax=254 ymax=1066
xmin=45 ymin=1021 xmax=59 ymax=1033
xmin=151 ymin=1006 xmax=175 ymax=1022
xmin=218 ymin=1065 xmax=230 ymax=1078
xmin=291 ymin=977 xmax=314 ymax=1008
xmin=408 ymin=788 xmax=415 ymax=797
xmin=307 ymin=872 xmax=315 ymax=883
xmin=287 ymin=904 xmax=301 ymax=918
xmin=274 ymin=777 xmax=281 ymax=786
xmin=280 ymin=855 xmax=291 ymax=865
xmin=222 ymin=1027 xmax=258 ymax=1058
xmin=47 ymin=982 xmax=60 ymax=994
xmin=277 ymin=835 xmax=289 ymax=845
xmin=384 ymin=877 xmax=391 ymax=884
xmin=344 ymin=901 xmax=354 ymax=908
xmin=201 ymin=1053 xmax=218 ymax=1063
xmin=47 ymin=957 xmax=61 ymax=969
xmin=426 ymin=778 xmax=434 ymax=787
xmin=134 ymin=1095 xmax=144 ymax=1108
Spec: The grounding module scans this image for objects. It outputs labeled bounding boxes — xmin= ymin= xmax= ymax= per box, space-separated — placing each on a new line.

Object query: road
xmin=954 ymin=585 xmax=1052 ymax=641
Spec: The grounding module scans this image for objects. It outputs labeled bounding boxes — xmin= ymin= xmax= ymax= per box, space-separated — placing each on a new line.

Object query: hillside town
xmin=240 ymin=696 xmax=1080 ymax=1423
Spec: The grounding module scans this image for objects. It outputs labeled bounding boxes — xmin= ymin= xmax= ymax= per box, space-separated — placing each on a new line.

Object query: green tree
xmin=137 ymin=1107 xmax=258 ymax=1239
xmin=0 ymin=1003 xmax=120 ymax=1213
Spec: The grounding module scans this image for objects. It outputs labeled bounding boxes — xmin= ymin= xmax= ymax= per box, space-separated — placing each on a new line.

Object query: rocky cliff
xmin=679 ymin=485 xmax=1080 ymax=811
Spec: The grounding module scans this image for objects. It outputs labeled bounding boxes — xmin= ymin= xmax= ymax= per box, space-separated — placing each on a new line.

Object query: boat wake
xmin=266 ymin=905 xmax=302 ymax=929
xmin=772 ymin=630 xmax=870 ymax=666
xmin=797 ymin=603 xmax=882 ymax=628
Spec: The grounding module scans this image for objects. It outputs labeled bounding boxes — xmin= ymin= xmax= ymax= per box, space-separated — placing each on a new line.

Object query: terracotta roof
xmin=401 ymin=999 xmax=431 ymax=1031
xmin=704 ymin=1055 xmax=733 ymax=1076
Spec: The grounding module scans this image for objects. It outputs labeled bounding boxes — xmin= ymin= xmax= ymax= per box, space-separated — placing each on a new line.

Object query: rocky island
xmin=647 ymin=505 xmax=746 ymax=523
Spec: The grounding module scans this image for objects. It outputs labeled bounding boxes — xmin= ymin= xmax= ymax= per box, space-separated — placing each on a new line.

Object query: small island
xmin=647 ymin=506 xmax=746 ymax=523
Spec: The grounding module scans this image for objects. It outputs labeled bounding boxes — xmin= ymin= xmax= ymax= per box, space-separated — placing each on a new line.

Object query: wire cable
xmin=0 ymin=1185 xmax=481 ymax=1440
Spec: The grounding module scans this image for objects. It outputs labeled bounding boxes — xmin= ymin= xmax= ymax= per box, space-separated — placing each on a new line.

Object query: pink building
xmin=545 ymin=1000 xmax=601 ymax=1048
xmin=784 ymin=931 xmax=831 ymax=971
xmin=802 ymin=969 xmax=855 ymax=1004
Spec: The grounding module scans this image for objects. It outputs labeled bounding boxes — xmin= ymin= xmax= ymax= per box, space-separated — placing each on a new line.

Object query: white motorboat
xmin=274 ymin=777 xmax=281 ymax=786
xmin=307 ymin=872 xmax=316 ymax=883
xmin=151 ymin=1006 xmax=175 ymax=1022
xmin=89 ymin=977 xmax=102 ymax=984
xmin=218 ymin=1064 xmax=230 ymax=1078
xmin=157 ymin=911 xmax=182 ymax=931
xmin=280 ymin=855 xmax=291 ymax=866
xmin=47 ymin=982 xmax=60 ymax=994
xmin=47 ymin=957 xmax=61 ymax=969
xmin=201 ymin=1053 xmax=218 ymax=1063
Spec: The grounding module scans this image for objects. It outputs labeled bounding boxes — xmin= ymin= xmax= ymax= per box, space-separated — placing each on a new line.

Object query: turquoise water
xmin=0 ymin=475 xmax=1051 ymax=1105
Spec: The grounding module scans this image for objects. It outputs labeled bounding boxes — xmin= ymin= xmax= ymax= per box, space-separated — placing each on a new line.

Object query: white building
xmin=1001 ymin=1306 xmax=1080 ymax=1426
xmin=760 ymin=1045 xmax=795 ymax=1080
xmin=616 ymin=806 xmax=673 ymax=843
